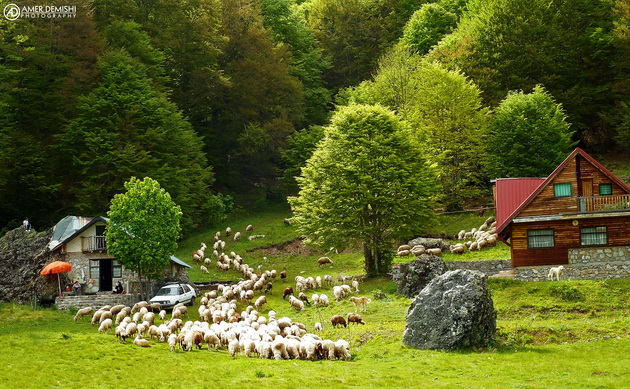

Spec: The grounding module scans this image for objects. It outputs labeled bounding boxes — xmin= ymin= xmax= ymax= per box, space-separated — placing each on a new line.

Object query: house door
xmin=99 ymin=258 xmax=113 ymax=292
xmin=582 ymin=179 xmax=593 ymax=197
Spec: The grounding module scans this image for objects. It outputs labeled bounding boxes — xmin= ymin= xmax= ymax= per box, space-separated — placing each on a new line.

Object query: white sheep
xmin=98 ymin=318 xmax=113 ymax=334
xmin=314 ymin=322 xmax=323 ymax=331
xmin=233 ymin=231 xmax=242 ymax=242
xmin=351 ymin=280 xmax=359 ymax=293
xmin=319 ymin=294 xmax=330 ymax=307
xmin=200 ymin=265 xmax=209 ymax=274
xmin=74 ymin=307 xmax=92 ymax=321
xmin=134 ymin=334 xmax=150 ymax=347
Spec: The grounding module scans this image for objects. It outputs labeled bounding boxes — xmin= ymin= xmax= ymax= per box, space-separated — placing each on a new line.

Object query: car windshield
xmin=155 ymin=287 xmax=179 ymax=296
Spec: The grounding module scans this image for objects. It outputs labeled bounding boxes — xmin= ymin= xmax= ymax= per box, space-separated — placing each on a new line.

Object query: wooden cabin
xmin=495 ymin=148 xmax=630 ymax=267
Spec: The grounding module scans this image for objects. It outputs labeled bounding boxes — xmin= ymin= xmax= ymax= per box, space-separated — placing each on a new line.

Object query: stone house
xmin=48 ymin=215 xmax=191 ymax=295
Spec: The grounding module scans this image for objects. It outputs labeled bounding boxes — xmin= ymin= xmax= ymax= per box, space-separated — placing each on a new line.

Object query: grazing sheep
xmin=314 ymin=322 xmax=323 ymax=331
xmin=283 ymin=286 xmax=294 ymax=299
xmin=331 ymin=315 xmax=347 ymax=328
xmin=317 ymin=256 xmax=334 ymax=267
xmin=351 ymin=280 xmax=359 ymax=293
xmin=280 ymin=270 xmax=287 ymax=281
xmin=347 ymin=313 xmax=365 ymax=325
xmin=349 ymin=296 xmax=371 ymax=312
xmin=323 ymin=275 xmax=333 ymax=286
xmin=319 ymin=294 xmax=330 ymax=307
xmin=98 ymin=318 xmax=113 ymax=334
xmin=254 ymin=296 xmax=268 ymax=310
xmin=333 ymin=286 xmax=344 ymax=302
xmin=411 ymin=245 xmax=426 ymax=255
xmin=246 ymin=224 xmax=253 ymax=232
xmin=334 ymin=339 xmax=351 ymax=360
xmin=233 ymin=232 xmax=242 ymax=242
xmin=73 ymin=307 xmax=92 ymax=321
xmin=283 ymin=218 xmax=292 ymax=226
xmin=200 ymin=265 xmax=209 ymax=274
xmin=168 ymin=333 xmax=178 ymax=351
xmin=449 ymin=244 xmax=466 ymax=254
xmin=288 ymin=295 xmax=305 ymax=311
xmin=397 ymin=249 xmax=411 ymax=257
xmin=99 ymin=310 xmax=113 ymax=324
xmin=426 ymin=248 xmax=442 ymax=255
xmin=134 ymin=334 xmax=150 ymax=347
xmin=548 ymin=265 xmax=565 ymax=281
xmin=225 ymin=227 xmax=232 ymax=237
xmin=264 ymin=282 xmax=273 ymax=295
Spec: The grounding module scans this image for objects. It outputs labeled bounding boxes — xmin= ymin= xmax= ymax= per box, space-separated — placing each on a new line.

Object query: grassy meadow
xmin=1 ymin=208 xmax=629 ymax=388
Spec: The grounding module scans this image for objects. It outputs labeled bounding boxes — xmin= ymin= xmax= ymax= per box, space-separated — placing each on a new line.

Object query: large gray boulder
xmin=402 ymin=269 xmax=496 ymax=350
xmin=408 ymin=237 xmax=452 ymax=251
xmin=392 ymin=254 xmax=447 ymax=298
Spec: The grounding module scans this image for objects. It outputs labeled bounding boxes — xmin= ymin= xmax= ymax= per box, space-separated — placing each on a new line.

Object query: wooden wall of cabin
xmin=510 ymin=216 xmax=630 ymax=267
xmin=519 ymin=156 xmax=628 ymax=219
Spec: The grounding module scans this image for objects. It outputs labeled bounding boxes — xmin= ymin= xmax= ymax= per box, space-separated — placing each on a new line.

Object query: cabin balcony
xmin=81 ymin=235 xmax=107 ymax=252
xmin=578 ymin=194 xmax=630 ymax=213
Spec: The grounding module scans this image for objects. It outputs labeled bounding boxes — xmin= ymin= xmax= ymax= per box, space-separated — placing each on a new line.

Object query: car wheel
xmin=187 ymin=297 xmax=195 ymax=306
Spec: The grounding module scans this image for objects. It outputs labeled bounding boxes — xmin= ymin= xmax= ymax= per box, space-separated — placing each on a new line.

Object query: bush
xmin=550 ymin=284 xmax=584 ymax=301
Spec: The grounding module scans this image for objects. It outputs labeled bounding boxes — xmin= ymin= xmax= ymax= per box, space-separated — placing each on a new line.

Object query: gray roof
xmin=48 ymin=216 xmax=108 ymax=251
xmin=170 ymin=255 xmax=192 ymax=268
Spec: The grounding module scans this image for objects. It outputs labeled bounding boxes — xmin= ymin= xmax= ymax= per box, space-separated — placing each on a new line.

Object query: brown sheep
xmin=264 ymin=282 xmax=273 ymax=294
xmin=331 ymin=315 xmax=347 ymax=328
xmin=280 ymin=270 xmax=287 ymax=281
xmin=347 ymin=313 xmax=365 ymax=325
xmin=317 ymin=256 xmax=334 ymax=267
xmin=283 ymin=286 xmax=294 ymax=299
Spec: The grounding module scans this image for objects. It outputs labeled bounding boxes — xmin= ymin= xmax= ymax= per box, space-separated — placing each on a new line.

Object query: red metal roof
xmin=494 ymin=178 xmax=545 ymax=233
xmin=495 ymin=147 xmax=630 ymax=235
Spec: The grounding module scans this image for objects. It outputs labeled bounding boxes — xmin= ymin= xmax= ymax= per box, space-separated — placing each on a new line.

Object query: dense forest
xmin=1 ymin=0 xmax=628 ymax=234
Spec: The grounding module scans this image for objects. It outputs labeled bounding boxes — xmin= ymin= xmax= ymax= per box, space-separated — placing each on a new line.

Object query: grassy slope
xmin=1 ymin=208 xmax=630 ymax=388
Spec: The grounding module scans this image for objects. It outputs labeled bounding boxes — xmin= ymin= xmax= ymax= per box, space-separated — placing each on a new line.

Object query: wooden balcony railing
xmin=81 ymin=235 xmax=107 ymax=252
xmin=578 ymin=194 xmax=630 ymax=212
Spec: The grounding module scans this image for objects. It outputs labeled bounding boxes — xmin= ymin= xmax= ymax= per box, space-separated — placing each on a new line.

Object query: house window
xmin=580 ymin=226 xmax=607 ymax=246
xmin=113 ymin=260 xmax=122 ymax=278
xmin=89 ymin=259 xmax=100 ymax=279
xmin=527 ymin=229 xmax=555 ymax=248
xmin=599 ymin=183 xmax=612 ymax=195
xmin=554 ymin=183 xmax=572 ymax=197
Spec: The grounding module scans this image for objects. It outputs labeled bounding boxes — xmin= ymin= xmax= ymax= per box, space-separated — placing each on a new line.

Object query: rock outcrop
xmin=408 ymin=237 xmax=452 ymax=251
xmin=0 ymin=227 xmax=57 ymax=304
xmin=392 ymin=254 xmax=447 ymax=298
xmin=402 ymin=269 xmax=496 ymax=350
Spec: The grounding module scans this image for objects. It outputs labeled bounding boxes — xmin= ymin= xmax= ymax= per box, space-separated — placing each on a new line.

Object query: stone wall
xmin=514 ymin=245 xmax=630 ymax=281
xmin=55 ymin=293 xmax=141 ymax=310
xmin=446 ymin=259 xmax=512 ymax=276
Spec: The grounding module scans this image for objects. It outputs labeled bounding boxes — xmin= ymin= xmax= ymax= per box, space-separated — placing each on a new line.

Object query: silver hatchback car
xmin=149 ymin=282 xmax=196 ymax=308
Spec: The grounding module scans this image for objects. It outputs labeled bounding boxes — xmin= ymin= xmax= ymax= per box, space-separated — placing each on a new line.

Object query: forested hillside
xmin=1 ymin=0 xmax=628 ymax=233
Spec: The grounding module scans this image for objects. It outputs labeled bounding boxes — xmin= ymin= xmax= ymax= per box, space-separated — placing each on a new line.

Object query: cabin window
xmin=89 ymin=259 xmax=100 ymax=279
xmin=554 ymin=183 xmax=572 ymax=197
xmin=599 ymin=184 xmax=612 ymax=195
xmin=580 ymin=226 xmax=608 ymax=246
xmin=112 ymin=260 xmax=122 ymax=278
xmin=527 ymin=229 xmax=555 ymax=248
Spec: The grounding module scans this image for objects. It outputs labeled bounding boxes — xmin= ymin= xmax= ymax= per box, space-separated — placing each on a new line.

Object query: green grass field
xmin=1 ymin=208 xmax=629 ymax=388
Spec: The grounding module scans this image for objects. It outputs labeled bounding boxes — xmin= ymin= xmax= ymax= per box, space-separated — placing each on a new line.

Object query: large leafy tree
xmin=344 ymin=47 xmax=489 ymax=211
xmin=56 ymin=50 xmax=219 ymax=232
xmin=289 ymin=104 xmax=435 ymax=276
xmin=485 ymin=85 xmax=576 ymax=179
xmin=107 ymin=177 xmax=182 ymax=299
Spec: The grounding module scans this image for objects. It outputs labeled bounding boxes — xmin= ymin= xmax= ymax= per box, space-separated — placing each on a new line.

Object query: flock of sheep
xmin=73 ymin=223 xmax=374 ymax=361
xmin=396 ymin=216 xmax=499 ymax=257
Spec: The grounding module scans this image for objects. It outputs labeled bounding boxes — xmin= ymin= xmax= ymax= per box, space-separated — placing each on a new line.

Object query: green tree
xmin=343 ymin=47 xmax=489 ymax=210
xmin=280 ymin=125 xmax=325 ymax=194
xmin=430 ymin=0 xmax=618 ymax=147
xmin=56 ymin=51 xmax=220 ymax=232
xmin=485 ymin=85 xmax=576 ymax=178
xmin=260 ymin=0 xmax=331 ymax=125
xmin=401 ymin=3 xmax=458 ymax=55
xmin=106 ymin=177 xmax=182 ymax=300
xmin=289 ymin=104 xmax=435 ymax=277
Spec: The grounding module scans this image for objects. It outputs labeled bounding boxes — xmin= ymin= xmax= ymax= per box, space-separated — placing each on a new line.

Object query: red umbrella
xmin=41 ymin=261 xmax=73 ymax=295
